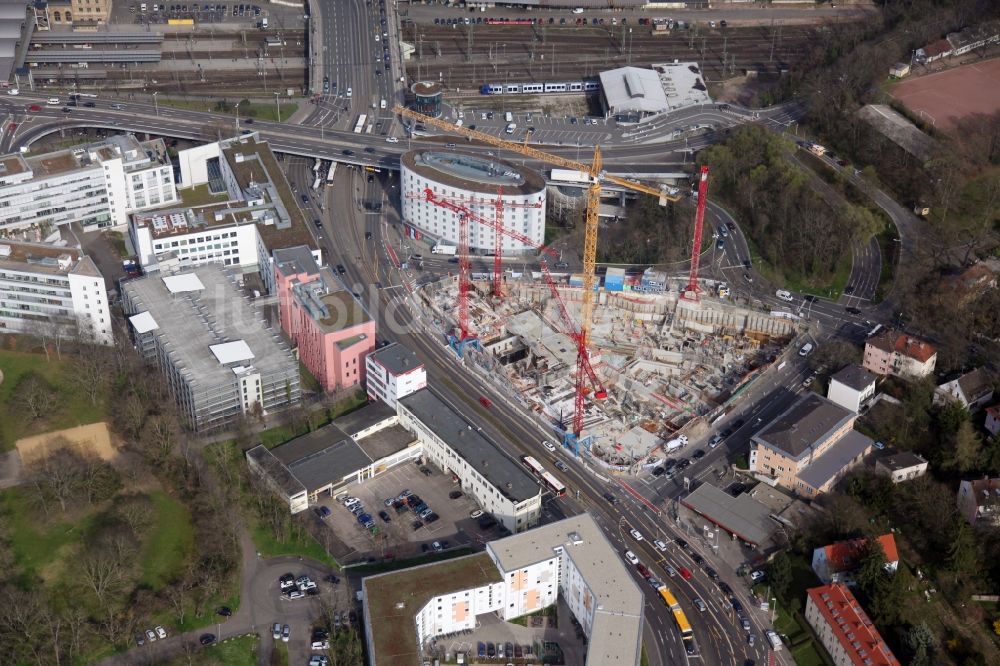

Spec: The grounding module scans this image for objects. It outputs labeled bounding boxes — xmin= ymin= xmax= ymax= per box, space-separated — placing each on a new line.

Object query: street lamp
xmin=234 ymin=101 xmax=241 ymax=133
xmin=274 ymin=92 xmax=281 ymax=123
xmin=152 ymin=91 xmax=159 ymax=117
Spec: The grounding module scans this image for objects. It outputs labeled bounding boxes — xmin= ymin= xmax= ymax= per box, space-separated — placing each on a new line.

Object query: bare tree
xmin=14 ymin=373 xmax=58 ymax=421
xmin=26 ymin=442 xmax=86 ymax=512
xmin=72 ymin=343 xmax=113 ymax=406
xmin=120 ymin=393 xmax=148 ymax=442
xmin=116 ymin=493 xmax=155 ymax=536
xmin=81 ymin=544 xmax=131 ymax=605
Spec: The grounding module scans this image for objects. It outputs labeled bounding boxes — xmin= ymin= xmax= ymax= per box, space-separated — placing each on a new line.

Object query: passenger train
xmin=479 ymin=80 xmax=600 ymax=95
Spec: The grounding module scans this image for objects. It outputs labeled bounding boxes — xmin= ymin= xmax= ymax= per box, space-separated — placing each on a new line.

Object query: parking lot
xmin=314 ymin=459 xmax=502 ymax=563
xmin=116 ymin=2 xmax=274 ymax=26
xmin=428 ymin=596 xmax=588 ymax=666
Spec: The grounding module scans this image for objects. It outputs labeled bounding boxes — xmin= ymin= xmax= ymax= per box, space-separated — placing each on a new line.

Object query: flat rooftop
xmin=0 ymin=240 xmax=101 ymax=278
xmin=488 ymin=513 xmax=644 ymax=666
xmin=289 ymin=269 xmax=372 ymax=333
xmin=334 ymin=401 xmax=397 ymax=437
xmin=797 ymin=429 xmax=873 ymax=491
xmin=399 ymin=389 xmax=541 ymax=504
xmin=369 ymin=342 xmax=423 ymax=377
xmin=402 ymin=149 xmax=546 ymax=196
xmin=754 ymin=393 xmax=854 ymax=461
xmin=363 ymin=553 xmax=503 ymax=665
xmin=356 ymin=424 xmax=418 ymax=462
xmin=681 ymin=482 xmax=778 ymax=546
xmin=831 ymin=364 xmax=877 ymax=392
xmin=121 ymin=265 xmax=296 ymax=390
xmin=246 ymin=445 xmax=306 ymax=498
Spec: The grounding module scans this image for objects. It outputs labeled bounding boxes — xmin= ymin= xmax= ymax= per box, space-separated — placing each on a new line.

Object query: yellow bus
xmin=657 ymin=586 xmax=694 ymax=640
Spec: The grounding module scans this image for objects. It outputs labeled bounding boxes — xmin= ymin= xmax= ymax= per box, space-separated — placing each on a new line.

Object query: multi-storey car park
xmin=122 ymin=264 xmax=301 ymax=431
xmin=400 ymin=149 xmax=546 ymax=254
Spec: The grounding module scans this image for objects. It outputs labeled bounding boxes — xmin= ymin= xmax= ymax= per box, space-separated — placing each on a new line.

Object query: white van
xmin=46 ymin=97 xmax=60 ymax=106
xmin=798 ymin=343 xmax=814 ymax=357
xmin=504 ymin=111 xmax=513 ymax=123
xmin=380 ymin=98 xmax=387 ymax=110
xmin=572 ymin=7 xmax=584 ymax=14
xmin=505 ymin=123 xmax=516 ymax=134
xmin=775 ymin=290 xmax=793 ymax=302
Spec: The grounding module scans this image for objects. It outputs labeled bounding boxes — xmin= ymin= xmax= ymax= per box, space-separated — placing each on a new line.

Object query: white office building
xmin=121 ymin=265 xmax=300 ymax=431
xmin=0 ymin=240 xmax=112 ymax=344
xmin=397 ymin=388 xmax=542 ymax=534
xmin=400 ymin=149 xmax=546 ymax=254
xmin=0 ymin=135 xmax=176 ymax=235
xmin=366 ymin=342 xmax=426 ymax=408
xmin=362 ymin=514 xmax=644 ymax=666
xmin=172 ymin=133 xmax=319 ymax=291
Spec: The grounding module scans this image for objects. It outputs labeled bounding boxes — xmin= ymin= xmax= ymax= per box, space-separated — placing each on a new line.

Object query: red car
xmin=636 ymin=563 xmax=652 ymax=579
xmin=7 ymin=123 xmax=16 ymax=131
xmin=679 ymin=567 xmax=693 ymax=580
xmin=479 ymin=396 xmax=493 ymax=408
xmin=28 ymin=104 xmax=41 ymax=112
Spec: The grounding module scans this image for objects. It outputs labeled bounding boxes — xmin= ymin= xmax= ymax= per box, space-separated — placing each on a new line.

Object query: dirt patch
xmin=890 ymin=58 xmax=1000 ymax=130
xmin=16 ymin=422 xmax=117 ymax=466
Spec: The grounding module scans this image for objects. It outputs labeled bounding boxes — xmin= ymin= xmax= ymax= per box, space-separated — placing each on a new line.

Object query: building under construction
xmin=417 ymin=269 xmax=801 ymax=469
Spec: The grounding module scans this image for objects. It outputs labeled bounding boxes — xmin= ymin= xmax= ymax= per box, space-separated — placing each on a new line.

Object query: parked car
xmin=145 ymin=629 xmax=157 ymax=642
xmin=281 ymin=624 xmax=290 ymax=642
xmin=199 ymin=634 xmax=216 ymax=645
xmin=449 ymin=490 xmax=463 ymax=499
xmin=750 ymin=570 xmax=766 ymax=582
xmin=470 ymin=509 xmax=483 ymax=519
xmin=155 ymin=626 xmax=167 ymax=639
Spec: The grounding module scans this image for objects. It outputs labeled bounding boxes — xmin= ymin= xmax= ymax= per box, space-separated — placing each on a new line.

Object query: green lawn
xmin=168 ymin=634 xmax=259 ymax=666
xmin=0 ymin=349 xmax=107 ymax=451
xmin=272 ymin=640 xmax=289 ymax=666
xmin=1 ymin=487 xmax=98 ymax=580
xmin=103 ymin=230 xmax=129 ymax=259
xmin=140 ymin=491 xmax=196 ymax=590
xmin=155 ymin=97 xmax=299 ymax=123
xmin=178 ymin=183 xmax=230 ymax=207
xmin=250 ymin=520 xmax=339 ymax=568
xmin=299 ymin=362 xmax=323 ymax=394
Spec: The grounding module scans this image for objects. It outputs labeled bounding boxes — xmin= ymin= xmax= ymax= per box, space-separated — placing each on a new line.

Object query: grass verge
xmin=140 ymin=490 xmax=196 ymax=590
xmin=155 ymin=97 xmax=298 ymax=123
xmin=1 ymin=486 xmax=98 ymax=579
xmin=177 ymin=183 xmax=231 ymax=207
xmin=350 ymin=547 xmax=474 ymax=576
xmin=250 ymin=520 xmax=340 ymax=568
xmin=196 ymin=634 xmax=260 ymax=666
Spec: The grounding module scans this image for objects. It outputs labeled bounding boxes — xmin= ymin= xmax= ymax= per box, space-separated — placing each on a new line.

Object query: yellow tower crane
xmin=395 ymin=106 xmax=682 ymax=358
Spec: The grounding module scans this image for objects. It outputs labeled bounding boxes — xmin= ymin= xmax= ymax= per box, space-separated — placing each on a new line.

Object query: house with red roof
xmin=862 ymin=330 xmax=937 ymax=380
xmin=811 ymin=534 xmax=899 ymax=585
xmin=806 ymin=584 xmax=900 ymax=666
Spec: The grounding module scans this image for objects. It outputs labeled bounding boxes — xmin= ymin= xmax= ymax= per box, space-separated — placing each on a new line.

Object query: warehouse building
xmin=599 ymin=62 xmax=711 ymax=121
xmin=400 ymin=149 xmax=546 ymax=254
xmin=361 ymin=513 xmax=644 ymax=666
xmin=122 ymin=265 xmax=300 ymax=431
xmin=246 ymin=401 xmax=420 ymax=513
xmin=397 ymin=388 xmax=542 ymax=534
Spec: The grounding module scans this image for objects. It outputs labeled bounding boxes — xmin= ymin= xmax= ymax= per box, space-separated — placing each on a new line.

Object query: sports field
xmin=891 ymin=58 xmax=1000 ymax=129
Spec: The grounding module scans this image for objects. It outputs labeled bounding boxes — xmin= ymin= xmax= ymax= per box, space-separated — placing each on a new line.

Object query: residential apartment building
xmin=122 ymin=265 xmax=300 ymax=431
xmin=0 ymin=240 xmax=112 ymax=344
xmin=397 ymin=389 xmax=542 ymax=534
xmin=274 ymin=246 xmax=375 ymax=392
xmin=986 ymin=405 xmax=1000 ymax=437
xmin=862 ymin=330 xmax=937 ymax=380
xmin=874 ymin=451 xmax=929 ymax=484
xmin=361 ymin=514 xmax=644 ymax=666
xmin=956 ymin=476 xmax=1000 ymax=526
xmin=805 ymin=584 xmax=900 ymax=666
xmin=366 ymin=342 xmax=427 ymax=408
xmin=749 ymin=393 xmax=873 ymax=497
xmin=811 ymin=534 xmax=899 ymax=585
xmin=934 ymin=367 xmax=994 ymax=411
xmin=175 ymin=133 xmax=318 ymax=294
xmin=0 ymin=135 xmax=175 ymax=235
xmin=827 ymin=365 xmax=877 ymax=414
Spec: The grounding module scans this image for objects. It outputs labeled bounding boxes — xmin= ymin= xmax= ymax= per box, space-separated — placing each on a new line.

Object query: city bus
xmin=521 ymin=456 xmax=566 ymax=496
xmin=325 ymin=161 xmax=337 ymax=186
xmin=353 ymin=114 xmax=367 ymax=134
xmin=657 ymin=586 xmax=694 ymax=640
xmin=312 ymin=158 xmax=322 ymax=173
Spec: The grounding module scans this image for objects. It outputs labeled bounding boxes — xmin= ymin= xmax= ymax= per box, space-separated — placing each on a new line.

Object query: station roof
xmin=681 ymin=482 xmax=778 ymax=546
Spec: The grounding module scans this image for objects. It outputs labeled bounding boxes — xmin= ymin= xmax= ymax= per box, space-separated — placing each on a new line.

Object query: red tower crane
xmin=407 ymin=187 xmax=555 ymax=344
xmin=539 ymin=260 xmax=607 ymax=440
xmin=681 ymin=166 xmax=711 ymax=303
xmin=415 ymin=189 xmax=543 ymax=299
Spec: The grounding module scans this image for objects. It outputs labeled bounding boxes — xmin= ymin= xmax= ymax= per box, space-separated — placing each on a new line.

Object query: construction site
xmin=396 ymin=106 xmax=803 ymax=472
xmin=418 ymin=265 xmax=799 ymax=471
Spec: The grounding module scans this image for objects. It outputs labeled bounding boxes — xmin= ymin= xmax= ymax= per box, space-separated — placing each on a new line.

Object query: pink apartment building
xmin=274 ymin=246 xmax=375 ymax=392
xmin=862 ymin=330 xmax=937 ymax=379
